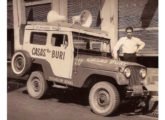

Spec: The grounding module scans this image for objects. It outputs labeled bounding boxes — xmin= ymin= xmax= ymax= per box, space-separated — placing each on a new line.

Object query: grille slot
xmin=129 ymin=66 xmax=142 ymax=86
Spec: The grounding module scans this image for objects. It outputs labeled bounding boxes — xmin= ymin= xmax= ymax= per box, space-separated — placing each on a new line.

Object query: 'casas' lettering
xmin=32 ymin=48 xmax=46 ymax=57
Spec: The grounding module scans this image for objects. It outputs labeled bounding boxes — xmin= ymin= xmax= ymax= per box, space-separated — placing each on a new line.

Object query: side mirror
xmin=61 ymin=41 xmax=68 ymax=49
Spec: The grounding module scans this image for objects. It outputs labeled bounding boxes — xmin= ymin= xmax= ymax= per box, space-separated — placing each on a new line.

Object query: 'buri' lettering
xmin=52 ymin=50 xmax=65 ymax=60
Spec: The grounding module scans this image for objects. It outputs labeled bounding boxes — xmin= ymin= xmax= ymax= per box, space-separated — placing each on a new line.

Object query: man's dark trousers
xmin=123 ymin=53 xmax=137 ymax=62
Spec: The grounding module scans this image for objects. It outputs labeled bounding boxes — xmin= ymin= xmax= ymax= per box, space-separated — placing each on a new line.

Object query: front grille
xmin=129 ymin=66 xmax=143 ymax=86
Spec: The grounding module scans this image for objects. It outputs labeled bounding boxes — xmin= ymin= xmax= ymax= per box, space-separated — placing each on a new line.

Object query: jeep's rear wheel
xmin=89 ymin=81 xmax=120 ymax=116
xmin=27 ymin=71 xmax=48 ymax=99
xmin=11 ymin=51 xmax=31 ymax=76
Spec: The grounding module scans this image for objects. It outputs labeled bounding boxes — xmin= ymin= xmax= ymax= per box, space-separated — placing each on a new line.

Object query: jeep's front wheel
xmin=89 ymin=81 xmax=120 ymax=116
xmin=27 ymin=71 xmax=48 ymax=99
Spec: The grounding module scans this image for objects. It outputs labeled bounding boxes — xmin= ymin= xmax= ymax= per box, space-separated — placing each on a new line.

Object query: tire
xmin=11 ymin=51 xmax=31 ymax=76
xmin=89 ymin=81 xmax=120 ymax=116
xmin=27 ymin=71 xmax=48 ymax=99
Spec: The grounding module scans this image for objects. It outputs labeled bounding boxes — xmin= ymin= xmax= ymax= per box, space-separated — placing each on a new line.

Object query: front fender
xmin=72 ymin=67 xmax=129 ymax=88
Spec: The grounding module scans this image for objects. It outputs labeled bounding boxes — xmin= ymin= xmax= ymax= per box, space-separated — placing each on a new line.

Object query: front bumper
xmin=126 ymin=85 xmax=150 ymax=97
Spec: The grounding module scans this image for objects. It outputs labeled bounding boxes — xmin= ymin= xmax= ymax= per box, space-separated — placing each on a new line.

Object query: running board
xmin=52 ymin=83 xmax=68 ymax=89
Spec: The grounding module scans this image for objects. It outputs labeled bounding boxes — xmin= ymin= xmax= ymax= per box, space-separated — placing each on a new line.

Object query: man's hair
xmin=125 ymin=27 xmax=133 ymax=32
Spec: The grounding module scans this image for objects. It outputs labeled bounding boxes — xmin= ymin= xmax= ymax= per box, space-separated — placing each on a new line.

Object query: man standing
xmin=113 ymin=27 xmax=145 ymax=62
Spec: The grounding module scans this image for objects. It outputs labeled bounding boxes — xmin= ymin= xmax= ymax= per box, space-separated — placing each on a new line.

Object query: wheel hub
xmin=14 ymin=56 xmax=24 ymax=71
xmin=32 ymin=78 xmax=41 ymax=92
xmin=97 ymin=90 xmax=110 ymax=106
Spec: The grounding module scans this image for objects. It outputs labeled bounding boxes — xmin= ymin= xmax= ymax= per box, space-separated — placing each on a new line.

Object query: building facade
xmin=7 ymin=0 xmax=158 ymax=67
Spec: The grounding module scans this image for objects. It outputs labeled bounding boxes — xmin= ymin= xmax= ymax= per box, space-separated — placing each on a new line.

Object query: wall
xmin=7 ymin=0 xmax=158 ymax=59
xmin=68 ymin=0 xmax=101 ymax=29
xmin=118 ymin=0 xmax=158 ymax=56
xmin=67 ymin=0 xmax=158 ymax=56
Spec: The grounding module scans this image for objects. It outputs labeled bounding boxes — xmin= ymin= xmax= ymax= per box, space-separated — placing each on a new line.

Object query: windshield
xmin=72 ymin=32 xmax=111 ymax=53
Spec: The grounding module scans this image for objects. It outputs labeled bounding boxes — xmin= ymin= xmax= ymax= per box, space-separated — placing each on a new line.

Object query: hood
xmin=77 ymin=55 xmax=144 ymax=72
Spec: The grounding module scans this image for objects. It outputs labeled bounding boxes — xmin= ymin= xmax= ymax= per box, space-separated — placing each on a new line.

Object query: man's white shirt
xmin=113 ymin=36 xmax=145 ymax=59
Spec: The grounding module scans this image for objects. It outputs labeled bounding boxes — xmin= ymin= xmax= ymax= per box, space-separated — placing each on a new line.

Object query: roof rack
xmin=27 ymin=21 xmax=109 ymax=37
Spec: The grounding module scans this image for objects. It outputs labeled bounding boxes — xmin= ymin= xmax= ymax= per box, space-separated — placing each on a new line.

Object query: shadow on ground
xmin=23 ymin=86 xmax=158 ymax=117
xmin=7 ymin=78 xmax=26 ymax=92
xmin=7 ymin=79 xmax=158 ymax=117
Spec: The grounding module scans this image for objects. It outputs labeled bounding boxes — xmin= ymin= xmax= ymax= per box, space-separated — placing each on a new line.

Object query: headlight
xmin=124 ymin=67 xmax=131 ymax=78
xmin=139 ymin=69 xmax=147 ymax=78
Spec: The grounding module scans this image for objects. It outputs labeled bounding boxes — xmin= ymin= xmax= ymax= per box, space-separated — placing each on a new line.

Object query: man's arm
xmin=113 ymin=38 xmax=123 ymax=59
xmin=136 ymin=38 xmax=145 ymax=52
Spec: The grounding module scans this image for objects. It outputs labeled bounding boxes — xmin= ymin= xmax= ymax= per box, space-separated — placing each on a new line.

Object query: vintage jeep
xmin=11 ymin=22 xmax=148 ymax=116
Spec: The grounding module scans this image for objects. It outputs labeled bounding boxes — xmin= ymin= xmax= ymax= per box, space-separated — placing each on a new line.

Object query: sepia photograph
xmin=7 ymin=0 xmax=158 ymax=120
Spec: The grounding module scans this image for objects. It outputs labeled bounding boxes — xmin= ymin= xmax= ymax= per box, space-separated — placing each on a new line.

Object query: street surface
xmin=7 ymin=79 xmax=157 ymax=120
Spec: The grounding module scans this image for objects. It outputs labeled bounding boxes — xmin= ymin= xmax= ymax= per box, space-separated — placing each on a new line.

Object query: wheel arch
xmin=31 ymin=63 xmax=44 ymax=72
xmin=82 ymin=74 xmax=119 ymax=89
xmin=31 ymin=58 xmax=55 ymax=80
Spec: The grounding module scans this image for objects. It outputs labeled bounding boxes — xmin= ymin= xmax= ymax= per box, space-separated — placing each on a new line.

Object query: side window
xmin=73 ymin=32 xmax=101 ymax=50
xmin=30 ymin=32 xmax=47 ymax=45
xmin=51 ymin=34 xmax=68 ymax=47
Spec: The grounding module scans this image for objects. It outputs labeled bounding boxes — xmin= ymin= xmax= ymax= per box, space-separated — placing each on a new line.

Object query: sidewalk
xmin=144 ymin=68 xmax=158 ymax=117
xmin=144 ymin=68 xmax=158 ymax=100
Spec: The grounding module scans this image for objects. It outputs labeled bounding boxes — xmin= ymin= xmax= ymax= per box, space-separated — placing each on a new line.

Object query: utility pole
xmin=100 ymin=0 xmax=118 ymax=51
xmin=13 ymin=0 xmax=26 ymax=51
xmin=51 ymin=0 xmax=68 ymax=18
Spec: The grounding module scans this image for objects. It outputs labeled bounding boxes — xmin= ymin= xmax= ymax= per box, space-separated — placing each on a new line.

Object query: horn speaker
xmin=72 ymin=10 xmax=92 ymax=27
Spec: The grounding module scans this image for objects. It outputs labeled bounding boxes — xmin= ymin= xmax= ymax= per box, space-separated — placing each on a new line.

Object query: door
xmin=47 ymin=32 xmax=74 ymax=79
